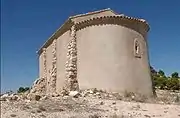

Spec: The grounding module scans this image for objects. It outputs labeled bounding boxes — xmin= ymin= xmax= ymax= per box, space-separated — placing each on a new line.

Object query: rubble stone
xmin=69 ymin=91 xmax=80 ymax=98
xmin=0 ymin=94 xmax=9 ymax=101
xmin=0 ymin=96 xmax=6 ymax=101
xmin=100 ymin=101 xmax=104 ymax=105
xmin=40 ymin=96 xmax=48 ymax=100
xmin=29 ymin=94 xmax=41 ymax=101
xmin=63 ymin=25 xmax=79 ymax=93
xmin=10 ymin=95 xmax=19 ymax=101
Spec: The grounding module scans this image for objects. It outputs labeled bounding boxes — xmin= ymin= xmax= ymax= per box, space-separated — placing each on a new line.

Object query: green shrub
xmin=17 ymin=87 xmax=30 ymax=93
xmin=153 ymin=76 xmax=167 ymax=89
xmin=171 ymin=72 xmax=179 ymax=78
xmin=158 ymin=70 xmax=165 ymax=77
xmin=166 ymin=78 xmax=180 ymax=90
xmin=150 ymin=67 xmax=180 ymax=91
xmin=152 ymin=74 xmax=179 ymax=91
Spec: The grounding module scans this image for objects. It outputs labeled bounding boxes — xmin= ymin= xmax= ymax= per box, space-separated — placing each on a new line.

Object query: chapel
xmin=32 ymin=8 xmax=153 ymax=96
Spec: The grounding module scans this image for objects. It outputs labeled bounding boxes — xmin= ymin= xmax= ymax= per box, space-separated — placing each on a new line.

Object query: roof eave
xmin=37 ymin=18 xmax=73 ymax=55
xmin=69 ymin=8 xmax=118 ymax=19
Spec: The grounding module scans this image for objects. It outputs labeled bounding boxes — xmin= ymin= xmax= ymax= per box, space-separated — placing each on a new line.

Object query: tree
xmin=158 ymin=70 xmax=165 ymax=77
xmin=24 ymin=87 xmax=30 ymax=91
xmin=17 ymin=87 xmax=30 ymax=93
xmin=151 ymin=66 xmax=180 ymax=91
xmin=171 ymin=72 xmax=179 ymax=78
xmin=17 ymin=87 xmax=25 ymax=93
xmin=166 ymin=78 xmax=180 ymax=90
xmin=153 ymin=76 xmax=167 ymax=89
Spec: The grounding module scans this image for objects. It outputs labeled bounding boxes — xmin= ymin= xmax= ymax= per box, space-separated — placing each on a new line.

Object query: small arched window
xmin=135 ymin=41 xmax=139 ymax=54
xmin=134 ymin=39 xmax=141 ymax=58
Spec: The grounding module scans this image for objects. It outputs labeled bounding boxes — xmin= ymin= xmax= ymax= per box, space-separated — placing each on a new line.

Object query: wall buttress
xmin=48 ymin=39 xmax=57 ymax=94
xmin=64 ymin=25 xmax=79 ymax=93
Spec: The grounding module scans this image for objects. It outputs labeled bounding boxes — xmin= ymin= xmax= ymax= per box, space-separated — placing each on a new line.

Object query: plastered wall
xmin=39 ymin=54 xmax=44 ymax=78
xmin=45 ymin=43 xmax=53 ymax=93
xmin=56 ymin=30 xmax=70 ymax=93
xmin=76 ymin=24 xmax=152 ymax=96
xmin=38 ymin=21 xmax=152 ymax=96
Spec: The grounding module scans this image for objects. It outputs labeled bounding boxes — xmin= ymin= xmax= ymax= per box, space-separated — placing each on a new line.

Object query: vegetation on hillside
xmin=17 ymin=87 xmax=30 ymax=93
xmin=150 ymin=66 xmax=180 ymax=91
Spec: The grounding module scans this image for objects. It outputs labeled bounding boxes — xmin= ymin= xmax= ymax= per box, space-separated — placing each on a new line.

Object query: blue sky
xmin=1 ymin=0 xmax=180 ymax=92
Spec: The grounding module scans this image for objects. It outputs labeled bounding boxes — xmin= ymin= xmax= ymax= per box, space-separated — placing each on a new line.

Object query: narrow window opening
xmin=135 ymin=41 xmax=140 ymax=54
xmin=134 ymin=39 xmax=141 ymax=58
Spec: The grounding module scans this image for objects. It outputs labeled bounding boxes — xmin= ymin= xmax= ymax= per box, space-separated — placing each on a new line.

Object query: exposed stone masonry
xmin=48 ymin=39 xmax=57 ymax=94
xmin=42 ymin=48 xmax=47 ymax=80
xmin=30 ymin=48 xmax=47 ymax=95
xmin=63 ymin=25 xmax=79 ymax=93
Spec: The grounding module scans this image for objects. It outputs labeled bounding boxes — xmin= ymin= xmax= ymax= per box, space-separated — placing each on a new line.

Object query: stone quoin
xmin=32 ymin=8 xmax=153 ymax=96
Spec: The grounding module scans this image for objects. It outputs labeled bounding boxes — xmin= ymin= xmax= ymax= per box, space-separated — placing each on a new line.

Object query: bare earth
xmin=1 ymin=90 xmax=180 ymax=118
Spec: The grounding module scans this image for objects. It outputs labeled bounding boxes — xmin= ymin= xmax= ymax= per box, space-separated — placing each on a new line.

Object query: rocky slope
xmin=1 ymin=89 xmax=180 ymax=118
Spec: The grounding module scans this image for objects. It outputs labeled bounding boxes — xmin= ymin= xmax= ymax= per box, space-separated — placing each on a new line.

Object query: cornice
xmin=37 ymin=19 xmax=74 ymax=55
xmin=76 ymin=15 xmax=149 ymax=33
xmin=37 ymin=11 xmax=149 ymax=55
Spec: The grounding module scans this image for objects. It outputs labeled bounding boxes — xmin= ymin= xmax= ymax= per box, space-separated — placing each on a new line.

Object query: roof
xmin=69 ymin=8 xmax=117 ymax=19
xmin=37 ymin=8 xmax=149 ymax=55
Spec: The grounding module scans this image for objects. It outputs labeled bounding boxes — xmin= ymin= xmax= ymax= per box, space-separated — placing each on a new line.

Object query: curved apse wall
xmin=76 ymin=24 xmax=153 ymax=96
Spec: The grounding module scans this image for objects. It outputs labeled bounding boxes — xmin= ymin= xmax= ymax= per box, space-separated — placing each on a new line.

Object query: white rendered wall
xmin=46 ymin=43 xmax=53 ymax=93
xmin=56 ymin=31 xmax=70 ymax=93
xmin=39 ymin=54 xmax=44 ymax=78
xmin=76 ymin=25 xmax=153 ymax=96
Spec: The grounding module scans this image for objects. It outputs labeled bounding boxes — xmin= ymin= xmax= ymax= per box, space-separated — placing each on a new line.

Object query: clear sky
xmin=1 ymin=0 xmax=180 ymax=92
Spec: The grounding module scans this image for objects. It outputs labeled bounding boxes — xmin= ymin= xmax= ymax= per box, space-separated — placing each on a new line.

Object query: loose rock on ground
xmin=1 ymin=89 xmax=180 ymax=118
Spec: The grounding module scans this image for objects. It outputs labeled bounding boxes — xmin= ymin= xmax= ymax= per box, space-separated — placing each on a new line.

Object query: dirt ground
xmin=1 ymin=89 xmax=180 ymax=118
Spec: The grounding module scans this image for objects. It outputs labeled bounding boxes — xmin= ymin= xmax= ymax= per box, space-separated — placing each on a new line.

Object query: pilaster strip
xmin=42 ymin=48 xmax=47 ymax=79
xmin=64 ymin=25 xmax=79 ymax=93
xmin=49 ymin=39 xmax=57 ymax=94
